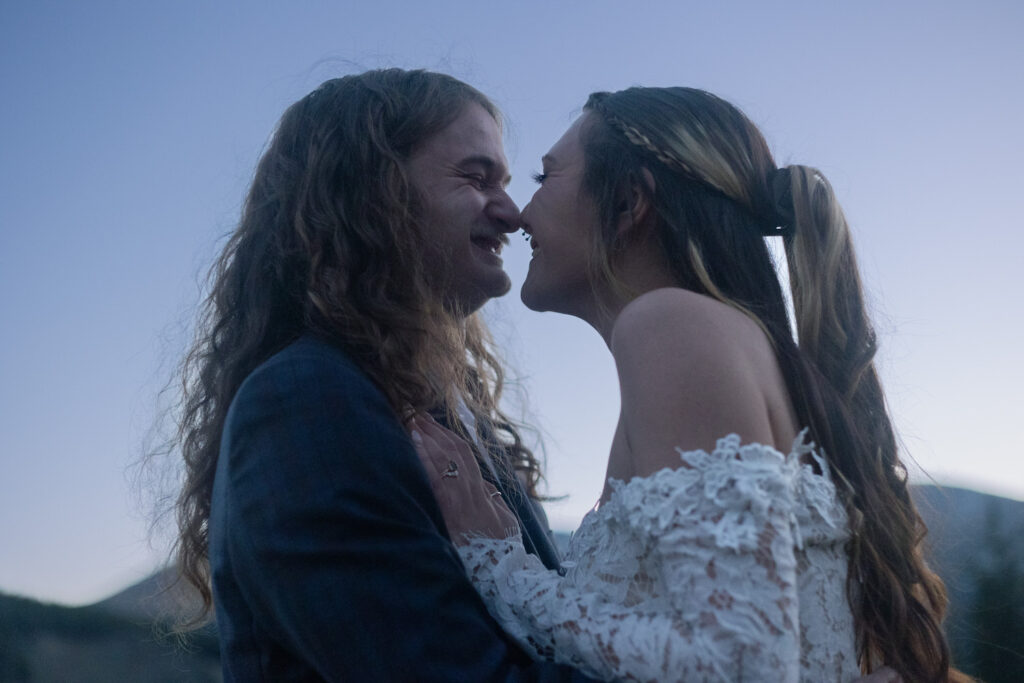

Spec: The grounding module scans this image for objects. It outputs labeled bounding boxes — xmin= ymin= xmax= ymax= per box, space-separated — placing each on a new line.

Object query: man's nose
xmin=488 ymin=190 xmax=521 ymax=233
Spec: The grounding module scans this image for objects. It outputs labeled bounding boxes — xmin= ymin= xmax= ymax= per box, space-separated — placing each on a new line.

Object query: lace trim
xmin=457 ymin=433 xmax=857 ymax=681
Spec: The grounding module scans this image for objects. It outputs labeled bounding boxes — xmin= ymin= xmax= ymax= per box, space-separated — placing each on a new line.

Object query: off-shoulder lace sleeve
xmin=457 ymin=434 xmax=814 ymax=682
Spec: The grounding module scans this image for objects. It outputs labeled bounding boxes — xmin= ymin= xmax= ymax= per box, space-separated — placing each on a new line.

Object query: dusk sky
xmin=2 ymin=1 xmax=1022 ymax=605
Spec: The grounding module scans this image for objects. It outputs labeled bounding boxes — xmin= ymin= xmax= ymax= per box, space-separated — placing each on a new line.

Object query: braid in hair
xmin=589 ymin=96 xmax=731 ymax=197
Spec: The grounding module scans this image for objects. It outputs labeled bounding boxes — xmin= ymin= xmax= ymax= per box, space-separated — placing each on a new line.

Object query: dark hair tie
xmin=766 ymin=167 xmax=795 ymax=237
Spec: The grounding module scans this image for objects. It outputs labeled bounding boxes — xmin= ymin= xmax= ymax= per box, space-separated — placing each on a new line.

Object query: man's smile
xmin=470 ymin=234 xmax=505 ymax=257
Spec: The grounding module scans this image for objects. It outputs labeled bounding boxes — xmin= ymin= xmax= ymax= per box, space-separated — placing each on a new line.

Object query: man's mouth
xmin=471 ymin=235 xmax=504 ymax=256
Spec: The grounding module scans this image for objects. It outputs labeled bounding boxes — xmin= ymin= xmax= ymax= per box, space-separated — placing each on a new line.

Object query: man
xmin=174 ymin=68 xmax=597 ymax=681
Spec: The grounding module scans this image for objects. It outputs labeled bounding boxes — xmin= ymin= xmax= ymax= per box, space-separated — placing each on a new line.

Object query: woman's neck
xmin=581 ymin=251 xmax=678 ymax=348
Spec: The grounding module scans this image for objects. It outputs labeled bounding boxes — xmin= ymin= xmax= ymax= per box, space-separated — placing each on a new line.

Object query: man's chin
xmin=448 ymin=276 xmax=512 ymax=316
xmin=491 ymin=274 xmax=512 ymax=300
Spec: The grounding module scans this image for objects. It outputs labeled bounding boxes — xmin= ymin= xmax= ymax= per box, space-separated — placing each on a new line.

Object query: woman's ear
xmin=615 ymin=168 xmax=656 ymax=239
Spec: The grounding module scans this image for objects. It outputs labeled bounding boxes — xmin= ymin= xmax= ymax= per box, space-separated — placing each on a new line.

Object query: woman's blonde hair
xmin=580 ymin=87 xmax=960 ymax=681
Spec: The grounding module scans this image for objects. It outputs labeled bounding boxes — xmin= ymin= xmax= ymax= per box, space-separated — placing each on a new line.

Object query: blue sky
xmin=1 ymin=0 xmax=1022 ymax=605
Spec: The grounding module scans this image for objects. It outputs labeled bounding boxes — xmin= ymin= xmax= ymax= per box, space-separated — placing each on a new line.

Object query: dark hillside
xmin=0 ymin=592 xmax=218 ymax=683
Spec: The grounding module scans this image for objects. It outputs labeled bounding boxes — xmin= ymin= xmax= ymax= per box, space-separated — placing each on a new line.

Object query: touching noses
xmin=487 ymin=190 xmax=521 ymax=235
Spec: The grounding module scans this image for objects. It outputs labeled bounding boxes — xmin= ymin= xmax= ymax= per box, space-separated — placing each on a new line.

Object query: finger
xmin=482 ymin=481 xmax=506 ymax=508
xmin=417 ymin=431 xmax=484 ymax=519
xmin=409 ymin=419 xmax=454 ymax=466
xmin=400 ymin=406 xmax=418 ymax=426
xmin=414 ymin=414 xmax=468 ymax=451
xmin=410 ymin=430 xmax=448 ymax=497
xmin=412 ymin=430 xmax=471 ymax=532
xmin=408 ymin=412 xmax=432 ymax=435
xmin=416 ymin=417 xmax=469 ymax=455
xmin=411 ymin=432 xmax=450 ymax=492
xmin=481 ymin=482 xmax=519 ymax=529
xmin=412 ymin=429 xmax=472 ymax=514
xmin=417 ymin=419 xmax=487 ymax=482
xmin=409 ymin=414 xmax=442 ymax=450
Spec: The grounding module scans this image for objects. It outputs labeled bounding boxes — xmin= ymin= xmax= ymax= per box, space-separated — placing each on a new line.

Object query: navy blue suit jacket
xmin=209 ymin=336 xmax=597 ymax=681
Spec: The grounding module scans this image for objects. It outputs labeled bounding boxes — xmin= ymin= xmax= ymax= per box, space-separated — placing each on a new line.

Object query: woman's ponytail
xmin=780 ymin=165 xmax=957 ymax=681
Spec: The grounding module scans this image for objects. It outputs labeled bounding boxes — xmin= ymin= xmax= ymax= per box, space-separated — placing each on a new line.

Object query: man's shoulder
xmin=224 ymin=335 xmax=397 ymax=438
xmin=221 ymin=335 xmax=408 ymax=473
xmin=240 ymin=335 xmax=375 ymax=396
xmin=261 ymin=334 xmax=363 ymax=375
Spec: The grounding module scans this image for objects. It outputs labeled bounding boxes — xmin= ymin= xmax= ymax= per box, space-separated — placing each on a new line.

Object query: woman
xmin=413 ymin=87 xmax=959 ymax=681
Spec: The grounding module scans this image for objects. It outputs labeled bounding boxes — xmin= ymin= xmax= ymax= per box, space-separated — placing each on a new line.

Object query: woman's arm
xmin=413 ymin=416 xmax=805 ymax=681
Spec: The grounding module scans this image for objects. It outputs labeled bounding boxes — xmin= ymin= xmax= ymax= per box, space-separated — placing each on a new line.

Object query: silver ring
xmin=442 ymin=460 xmax=459 ymax=479
xmin=490 ymin=491 xmax=502 ymax=498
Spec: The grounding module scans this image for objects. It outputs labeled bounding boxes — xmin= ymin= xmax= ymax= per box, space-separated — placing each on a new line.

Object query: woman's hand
xmin=410 ymin=414 xmax=519 ymax=544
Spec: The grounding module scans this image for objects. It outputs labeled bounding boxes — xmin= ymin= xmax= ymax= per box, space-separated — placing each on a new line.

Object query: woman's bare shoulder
xmin=610 ymin=287 xmax=761 ymax=363
xmin=609 ymin=288 xmax=776 ymax=474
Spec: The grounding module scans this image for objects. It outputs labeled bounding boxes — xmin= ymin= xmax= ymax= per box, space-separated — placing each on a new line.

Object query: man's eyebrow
xmin=456 ymin=155 xmax=512 ymax=186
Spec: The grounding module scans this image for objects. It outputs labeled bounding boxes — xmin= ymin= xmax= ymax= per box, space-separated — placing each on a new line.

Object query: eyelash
xmin=531 ymin=172 xmax=547 ymax=184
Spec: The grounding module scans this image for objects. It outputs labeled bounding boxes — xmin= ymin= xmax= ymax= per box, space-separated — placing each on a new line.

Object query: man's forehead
xmin=420 ymin=105 xmax=508 ymax=170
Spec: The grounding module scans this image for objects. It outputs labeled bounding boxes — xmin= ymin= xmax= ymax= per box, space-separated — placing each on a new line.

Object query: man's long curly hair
xmin=580 ymin=87 xmax=966 ymax=682
xmin=171 ymin=69 xmax=540 ymax=625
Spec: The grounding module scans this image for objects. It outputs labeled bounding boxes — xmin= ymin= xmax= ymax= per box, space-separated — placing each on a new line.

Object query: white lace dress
xmin=458 ymin=433 xmax=860 ymax=682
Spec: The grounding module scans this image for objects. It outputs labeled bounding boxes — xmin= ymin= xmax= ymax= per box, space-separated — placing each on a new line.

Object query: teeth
xmin=474 ymin=237 xmax=500 ymax=255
